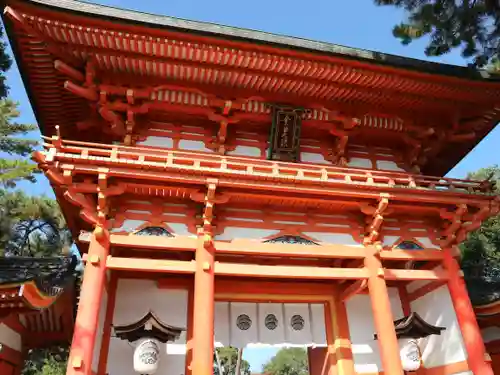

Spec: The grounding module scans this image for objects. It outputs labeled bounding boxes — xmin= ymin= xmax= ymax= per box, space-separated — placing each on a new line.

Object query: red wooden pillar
xmin=191 ymin=227 xmax=215 ymax=375
xmin=307 ymin=347 xmax=329 ymax=375
xmin=332 ymin=297 xmax=355 ymax=375
xmin=443 ymin=248 xmax=493 ymax=375
xmin=66 ymin=228 xmax=109 ymax=375
xmin=364 ymin=248 xmax=404 ymax=375
xmin=0 ymin=344 xmax=23 ymax=375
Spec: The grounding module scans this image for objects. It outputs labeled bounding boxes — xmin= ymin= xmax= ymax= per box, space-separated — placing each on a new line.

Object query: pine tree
xmin=374 ymin=1 xmax=500 ymax=67
xmin=0 ymin=22 xmax=11 ymax=98
xmin=0 ymin=189 xmax=71 ymax=257
xmin=0 ymin=99 xmax=39 ymax=187
xmin=459 ymin=165 xmax=500 ymax=305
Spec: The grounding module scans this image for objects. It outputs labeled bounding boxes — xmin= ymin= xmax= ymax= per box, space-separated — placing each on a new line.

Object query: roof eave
xmin=6 ymin=0 xmax=500 ymax=82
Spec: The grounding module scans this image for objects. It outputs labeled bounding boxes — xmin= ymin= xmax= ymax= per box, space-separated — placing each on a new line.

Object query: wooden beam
xmin=214 ymin=262 xmax=369 ymax=280
xmin=93 ymin=253 xmax=450 ymax=281
xmin=383 ymin=268 xmax=449 ymax=281
xmin=79 ymin=232 xmax=198 ymax=251
xmin=407 ymin=280 xmax=447 ymax=302
xmin=80 ymin=233 xmax=450 ymax=265
xmin=340 ymin=280 xmax=368 ymax=301
xmin=215 ymin=240 xmax=366 ymax=259
xmin=80 ymin=233 xmax=367 ymax=259
xmin=105 ymin=256 xmax=196 ymax=274
xmin=379 ymin=249 xmax=444 ymax=261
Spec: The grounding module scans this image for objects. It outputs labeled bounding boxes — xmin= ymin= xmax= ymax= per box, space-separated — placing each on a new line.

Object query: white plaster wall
xmin=346 ymin=288 xmax=404 ymax=374
xmin=410 ymin=285 xmax=467 ymax=368
xmin=376 ymin=160 xmax=405 ymax=172
xmin=92 ymin=289 xmax=108 ymax=372
xmin=107 ymin=279 xmax=188 ymax=375
xmin=0 ymin=323 xmax=21 ymax=351
xmin=482 ymin=326 xmax=500 ymax=343
xmin=227 ymin=146 xmax=261 ymax=157
xmin=215 ymin=227 xmax=279 ymax=241
xmin=347 ymin=157 xmax=372 ymax=169
xmin=137 ymin=136 xmax=174 ymax=148
xmin=178 ymin=139 xmax=212 ymax=152
xmin=300 ymin=152 xmax=330 ymax=165
xmin=111 ymin=219 xmax=146 ymax=233
xmin=414 ymin=237 xmax=440 ymax=249
xmin=302 ymin=232 xmax=362 ymax=247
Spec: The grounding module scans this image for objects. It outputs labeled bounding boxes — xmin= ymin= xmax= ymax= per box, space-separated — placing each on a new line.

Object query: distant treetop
xmin=375 ymin=0 xmax=500 ymax=68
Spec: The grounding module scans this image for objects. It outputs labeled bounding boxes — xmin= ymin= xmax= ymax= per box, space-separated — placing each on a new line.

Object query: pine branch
xmin=375 ymin=0 xmax=500 ymax=67
xmin=0 ymin=159 xmax=40 ymax=188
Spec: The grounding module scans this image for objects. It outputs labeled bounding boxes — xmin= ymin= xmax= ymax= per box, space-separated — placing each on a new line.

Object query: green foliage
xmin=262 ymin=348 xmax=309 ymax=375
xmin=0 ymin=189 xmax=70 ymax=257
xmin=0 ymin=23 xmax=11 ymax=99
xmin=460 ymin=165 xmax=500 ymax=304
xmin=374 ymin=0 xmax=500 ymax=67
xmin=214 ymin=347 xmax=251 ymax=375
xmin=0 ymin=99 xmax=40 ymax=187
xmin=22 ymin=348 xmax=68 ymax=375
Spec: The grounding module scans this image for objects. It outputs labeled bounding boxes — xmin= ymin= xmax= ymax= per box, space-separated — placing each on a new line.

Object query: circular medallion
xmin=236 ymin=314 xmax=252 ymax=330
xmin=290 ymin=314 xmax=305 ymax=331
xmin=264 ymin=314 xmax=278 ymax=330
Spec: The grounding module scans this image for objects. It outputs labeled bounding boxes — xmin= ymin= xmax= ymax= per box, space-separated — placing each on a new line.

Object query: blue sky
xmin=4 ymin=0 xmax=500 ymax=370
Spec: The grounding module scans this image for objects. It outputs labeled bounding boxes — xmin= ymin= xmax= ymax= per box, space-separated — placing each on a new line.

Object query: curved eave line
xmin=13 ymin=0 xmax=500 ymax=83
xmin=20 ymin=281 xmax=62 ymax=309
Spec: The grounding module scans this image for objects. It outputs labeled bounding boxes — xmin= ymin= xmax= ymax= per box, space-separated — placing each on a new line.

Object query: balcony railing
xmin=42 ymin=137 xmax=495 ymax=197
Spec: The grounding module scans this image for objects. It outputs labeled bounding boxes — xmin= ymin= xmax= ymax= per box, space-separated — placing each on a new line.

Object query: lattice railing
xmin=42 ymin=137 xmax=495 ymax=196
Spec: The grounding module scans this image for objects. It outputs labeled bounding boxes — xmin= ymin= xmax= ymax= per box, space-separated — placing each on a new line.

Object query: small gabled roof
xmin=374 ymin=312 xmax=445 ymax=340
xmin=114 ymin=311 xmax=185 ymax=343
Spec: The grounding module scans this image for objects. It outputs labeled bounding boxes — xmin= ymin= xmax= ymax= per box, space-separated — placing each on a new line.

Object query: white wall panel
xmin=214 ymin=302 xmax=326 ymax=348
xmin=410 ymin=285 xmax=467 ymax=368
xmin=108 ymin=279 xmax=188 ymax=375
xmin=0 ymin=323 xmax=21 ymax=351
xmin=346 ymin=288 xmax=403 ymax=374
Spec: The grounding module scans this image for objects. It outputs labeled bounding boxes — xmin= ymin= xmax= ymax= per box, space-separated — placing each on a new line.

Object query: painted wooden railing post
xmin=443 ymin=248 xmax=494 ymax=375
xmin=364 ymin=246 xmax=404 ymax=375
xmin=66 ymin=226 xmax=109 ymax=375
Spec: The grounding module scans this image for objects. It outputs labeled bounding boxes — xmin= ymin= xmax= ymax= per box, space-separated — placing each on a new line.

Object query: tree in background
xmin=373 ymin=1 xmax=500 ymax=67
xmin=0 ymin=21 xmax=40 ymax=188
xmin=214 ymin=347 xmax=251 ymax=375
xmin=0 ymin=99 xmax=40 ymax=187
xmin=22 ymin=348 xmax=69 ymax=375
xmin=0 ymin=189 xmax=71 ymax=257
xmin=0 ymin=22 xmax=11 ymax=98
xmin=262 ymin=348 xmax=309 ymax=375
xmin=460 ymin=165 xmax=500 ymax=304
xmin=0 ymin=21 xmax=70 ymax=375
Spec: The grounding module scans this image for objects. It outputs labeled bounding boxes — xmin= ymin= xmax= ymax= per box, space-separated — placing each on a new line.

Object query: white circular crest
xmin=133 ymin=338 xmax=161 ymax=374
xmin=399 ymin=338 xmax=421 ymax=372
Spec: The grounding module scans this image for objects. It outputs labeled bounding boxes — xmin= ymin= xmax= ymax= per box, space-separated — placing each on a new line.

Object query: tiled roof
xmin=0 ymin=255 xmax=78 ymax=295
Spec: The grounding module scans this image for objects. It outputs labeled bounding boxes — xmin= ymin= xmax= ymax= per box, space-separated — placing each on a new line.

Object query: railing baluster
xmin=321 ymin=169 xmax=328 ymax=181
